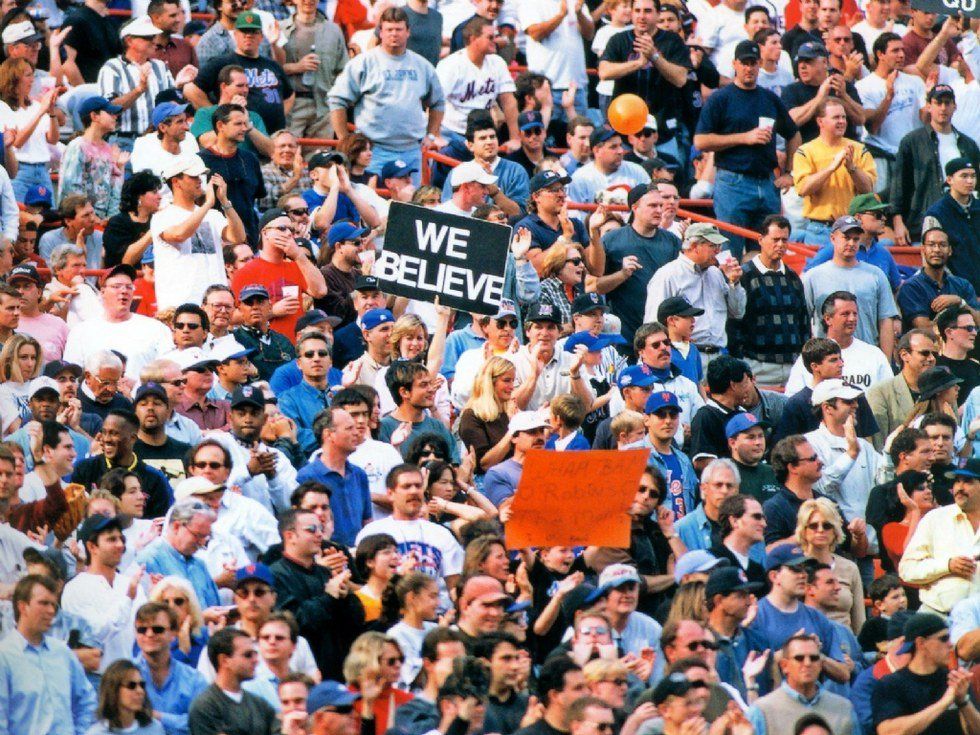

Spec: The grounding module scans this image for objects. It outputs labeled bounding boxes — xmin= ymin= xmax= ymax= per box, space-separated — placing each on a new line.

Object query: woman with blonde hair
xmin=374 ymin=311 xmax=451 ymax=424
xmin=343 ymin=631 xmax=413 ymax=731
xmin=583 ymin=658 xmax=631 ymax=710
xmin=795 ymin=497 xmax=865 ymax=632
xmin=538 ymin=242 xmax=586 ymax=331
xmin=0 ymin=332 xmax=43 ymax=434
xmin=148 ymin=576 xmax=208 ymax=666
xmin=665 ymin=580 xmax=707 ymax=627
xmin=458 ymin=356 xmax=516 ymax=473
xmin=0 ymin=57 xmax=59 ymax=200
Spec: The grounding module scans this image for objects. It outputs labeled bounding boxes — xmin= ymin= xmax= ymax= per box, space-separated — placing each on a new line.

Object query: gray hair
xmin=84 ymin=350 xmax=124 ymax=375
xmin=701 ymin=457 xmax=741 ymax=487
xmin=168 ymin=500 xmax=217 ymax=527
xmin=50 ymin=243 xmax=86 ymax=272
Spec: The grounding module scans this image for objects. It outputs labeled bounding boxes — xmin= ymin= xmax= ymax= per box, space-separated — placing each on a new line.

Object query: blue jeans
xmin=550 ymin=85 xmax=590 ymax=124
xmin=368 ymin=143 xmax=423 ymax=187
xmin=801 ymin=219 xmax=832 ymax=248
xmin=12 ymin=161 xmax=53 ymax=203
xmin=712 ymin=169 xmax=781 ymax=260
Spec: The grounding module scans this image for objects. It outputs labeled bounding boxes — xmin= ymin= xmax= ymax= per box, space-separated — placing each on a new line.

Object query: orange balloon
xmin=607 ymin=94 xmax=650 ymax=136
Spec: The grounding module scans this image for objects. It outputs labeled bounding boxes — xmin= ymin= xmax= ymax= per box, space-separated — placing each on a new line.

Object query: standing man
xmin=639 ymin=391 xmax=698 ymax=519
xmin=892 ymin=85 xmax=980 ymax=246
xmin=63 ymin=0 xmax=122 ymax=82
xmin=329 ymin=7 xmax=445 ymax=181
xmin=694 ymin=39 xmax=800 ymax=259
xmin=149 ymin=0 xmax=198 ymax=77
xmin=923 ymin=159 xmax=980 ymax=296
xmin=936 ymin=307 xmax=980 ymax=399
xmin=280 ymin=331 xmax=344 ymax=454
xmin=866 ymin=329 xmax=938 ymax=450
xmin=781 ymin=41 xmax=864 ymax=145
xmin=734 ymin=214 xmax=810 ymax=385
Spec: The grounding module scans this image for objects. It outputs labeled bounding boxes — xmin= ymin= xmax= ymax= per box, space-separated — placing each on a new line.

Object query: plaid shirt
xmin=538 ymin=277 xmax=582 ymax=326
xmin=260 ymin=162 xmax=313 ymax=210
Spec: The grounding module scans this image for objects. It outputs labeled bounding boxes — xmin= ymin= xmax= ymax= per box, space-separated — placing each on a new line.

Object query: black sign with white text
xmin=376 ymin=202 xmax=511 ymax=315
xmin=911 ymin=0 xmax=980 ymax=18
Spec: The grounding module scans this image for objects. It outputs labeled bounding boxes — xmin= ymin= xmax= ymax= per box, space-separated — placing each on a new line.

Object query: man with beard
xmin=133 ymin=382 xmax=191 ymax=484
xmin=72 ymin=409 xmax=174 ymax=518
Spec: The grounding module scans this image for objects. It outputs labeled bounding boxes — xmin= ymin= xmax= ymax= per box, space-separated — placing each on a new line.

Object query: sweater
xmin=749 ymin=684 xmax=855 ymax=735
xmin=187 ymin=684 xmax=277 ymax=735
xmin=734 ymin=260 xmax=811 ymax=365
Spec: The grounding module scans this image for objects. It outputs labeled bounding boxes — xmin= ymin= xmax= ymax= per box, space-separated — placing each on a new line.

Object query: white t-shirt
xmin=42 ymin=280 xmax=104 ymax=327
xmin=349 ymin=438 xmax=405 ymax=518
xmin=434 ymin=199 xmax=473 ymax=217
xmin=784 ymin=337 xmax=893 ymax=395
xmin=63 ymin=314 xmax=176 ymax=380
xmin=355 ymin=517 xmax=464 ymax=610
xmin=852 ymin=20 xmax=907 ymax=56
xmin=937 ymin=130 xmax=960 ymax=172
xmin=855 ymin=71 xmax=926 ymax=155
xmin=388 ymin=620 xmax=438 ymax=687
xmin=701 ymin=3 xmax=747 ymax=69
xmin=518 ymin=0 xmax=587 ymax=89
xmin=592 ymin=23 xmax=632 ymax=96
xmin=130 ymin=133 xmax=199 ymax=179
xmin=757 ymin=64 xmax=796 ymax=96
xmin=1 ymin=102 xmax=52 ymax=164
xmin=150 ymin=204 xmax=229 ymax=310
xmin=436 ymin=50 xmax=517 ymax=135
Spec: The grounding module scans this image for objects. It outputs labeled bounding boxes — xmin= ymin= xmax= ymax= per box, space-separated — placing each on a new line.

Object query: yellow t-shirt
xmin=792 ymin=136 xmax=877 ymax=221
xmin=356 ymin=587 xmax=383 ymax=622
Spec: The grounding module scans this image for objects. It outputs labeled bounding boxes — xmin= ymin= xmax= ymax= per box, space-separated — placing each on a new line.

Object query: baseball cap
xmin=518 ymin=110 xmax=544 ymax=131
xmin=810 ymin=378 xmax=862 ymax=405
xmin=897 ymin=612 xmax=947 ymax=655
xmin=353 ymin=274 xmax=380 ymax=292
xmin=230 ymin=384 xmax=266 ymax=410
xmin=23 ymin=185 xmax=52 ymax=208
xmin=725 ymin=411 xmax=768 ymax=439
xmin=173 ymin=347 xmax=219 ymax=373
xmin=308 ymin=150 xmax=346 ymax=170
xmin=595 ymin=563 xmax=641 ymax=594
xmin=134 ymin=381 xmax=168 ymax=405
xmin=42 ymin=360 xmax=82 ymax=380
xmin=78 ymin=514 xmax=124 ymax=544
xmin=460 ymin=576 xmax=509 ymax=607
xmin=8 ymin=264 xmax=41 ymax=286
xmin=657 ymin=295 xmax=704 ymax=322
xmin=733 ymin=39 xmax=761 ymax=60
xmin=210 ymin=339 xmax=255 ymax=363
xmin=161 ymin=154 xmax=207 ymax=180
xmin=848 ymin=192 xmax=889 ymax=215
xmin=296 ymin=309 xmax=340 ymax=331
xmin=450 ymin=160 xmax=498 ymax=188
xmin=234 ymin=10 xmax=263 ymax=29
xmin=508 ymin=410 xmax=549 ymax=434
xmin=183 ymin=19 xmax=207 ymax=37
xmin=234 ymin=562 xmax=275 ymax=589
xmin=590 ymin=124 xmax=619 ymax=147
xmin=78 ymin=96 xmax=123 ymax=119
xmin=831 ymin=215 xmax=863 ymax=234
xmin=651 ymin=673 xmax=702 ymax=705
xmin=627 ymin=183 xmax=653 ymax=209
xmin=705 ymin=565 xmax=763 ymax=599
xmin=560 ymin=583 xmax=599 ymax=619
xmin=259 ymin=208 xmax=289 ymax=231
xmin=764 ymin=543 xmax=808 ymax=572
xmin=328 ymin=221 xmax=369 ymax=247
xmin=617 ymin=364 xmax=657 ymax=390
xmin=239 ymin=284 xmax=270 ymax=302
xmin=307 ymin=681 xmax=360 ymax=714
xmin=886 ymin=610 xmax=913 ymax=641
xmin=673 ymin=549 xmax=725 ymax=583
xmin=121 ymin=15 xmax=163 ymax=37
xmin=640 ymin=114 xmax=657 ymax=132
xmin=921 ymin=215 xmax=945 ymax=238
xmin=101 ymin=263 xmax=138 ymax=287
xmin=529 ymin=169 xmax=570 ymax=194
xmin=946 ymin=157 xmax=975 ymax=177
xmin=949 ymin=457 xmax=980 ymax=480
xmin=493 ymin=298 xmax=518 ymax=319
xmin=645 ymin=390 xmax=680 ymax=414
xmin=362 ymin=308 xmax=394 ymax=331
xmin=2 ymin=20 xmax=42 ymax=44
xmin=571 ymin=293 xmax=608 ymax=315
xmin=795 ymin=41 xmax=829 ymax=60
xmin=380 ymin=159 xmax=417 ymax=180
xmin=174 ymin=476 xmax=224 ymax=502
xmin=152 ymin=101 xmax=189 ymax=128
xmin=927 ymin=84 xmax=956 ymax=101
xmin=28 ymin=376 xmax=60 ymax=400
xmin=525 ymin=303 xmax=560 ymax=324
xmin=563 ymin=331 xmax=626 ymax=353
xmin=685 ymin=222 xmax=729 ymax=245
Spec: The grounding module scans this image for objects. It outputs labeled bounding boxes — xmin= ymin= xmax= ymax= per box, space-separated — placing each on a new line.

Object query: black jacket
xmin=71 ymin=454 xmax=173 ymax=518
xmin=269 ymin=554 xmax=365 ymax=680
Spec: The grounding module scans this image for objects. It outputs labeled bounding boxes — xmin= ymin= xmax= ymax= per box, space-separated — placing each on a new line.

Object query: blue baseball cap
xmin=362 ymin=308 xmax=394 ymax=331
xmin=152 ymin=101 xmax=188 ymax=128
xmin=23 ymin=184 xmax=52 ymax=208
xmin=380 ymin=159 xmax=417 ymax=180
xmin=764 ymin=543 xmax=807 ymax=572
xmin=563 ymin=331 xmax=626 ymax=354
xmin=518 ymin=110 xmax=544 ymax=131
xmin=234 ymin=562 xmax=275 ymax=589
xmin=644 ymin=390 xmax=680 ymax=414
xmin=529 ymin=169 xmax=571 ymax=194
xmin=725 ymin=411 xmax=769 ymax=439
xmin=307 ymin=681 xmax=360 ymax=714
xmin=617 ymin=364 xmax=657 ymax=390
xmin=239 ymin=284 xmax=270 ymax=302
xmin=78 ymin=96 xmax=122 ymax=119
xmin=950 ymin=458 xmax=980 ymax=480
xmin=328 ymin=221 xmax=369 ymax=247
xmin=673 ymin=549 xmax=725 ymax=583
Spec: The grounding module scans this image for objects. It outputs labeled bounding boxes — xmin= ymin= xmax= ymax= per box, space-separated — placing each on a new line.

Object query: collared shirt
xmin=165 ymin=411 xmax=204 ymax=446
xmin=135 ymin=654 xmax=208 ymax=735
xmin=175 ymin=394 xmax=231 ymax=431
xmin=278 ymin=378 xmax=333 ymax=454
xmin=0 ymin=630 xmax=96 ymax=735
xmin=346 ymin=351 xmax=386 ymax=395
xmin=676 ymin=504 xmax=767 ymax=563
xmin=97 ymin=56 xmax=175 ymax=134
xmin=208 ymin=430 xmax=297 ymax=515
xmin=746 ymin=682 xmax=862 ymax=735
xmin=897 ymin=268 xmax=980 ymax=332
xmin=214 ymin=491 xmax=281 ymax=562
xmin=510 ymin=345 xmax=595 ymax=411
xmin=136 ymin=538 xmax=221 ymax=608
xmin=295 ymin=458 xmax=371 ymax=548
xmin=752 ymin=255 xmax=786 ymax=274
xmin=259 ymin=162 xmax=313 ymax=210
xmin=899 ymin=502 xmax=980 ymax=614
xmin=153 ymin=35 xmax=198 ymax=77
xmin=644 ymin=253 xmax=747 ymax=348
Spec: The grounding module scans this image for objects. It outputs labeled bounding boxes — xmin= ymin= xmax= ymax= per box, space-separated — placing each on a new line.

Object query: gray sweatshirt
xmin=328 ymin=46 xmax=445 ymax=149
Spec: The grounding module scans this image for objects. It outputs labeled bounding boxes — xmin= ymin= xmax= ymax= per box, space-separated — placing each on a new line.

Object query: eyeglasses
xmin=300 ymin=523 xmax=325 ymax=534
xmin=122 ymin=680 xmax=147 ymax=690
xmin=646 ymin=338 xmax=670 ymax=349
xmin=495 ymin=318 xmax=518 ymax=329
xmin=745 ymin=512 xmax=765 ymax=521
xmin=955 ymin=325 xmax=979 ymax=333
xmin=302 ymin=350 xmax=330 ymax=358
xmin=791 ymin=654 xmax=821 ymax=663
xmin=686 ymin=640 xmax=718 ymax=651
xmin=565 ymin=258 xmax=583 ymax=266
xmin=383 ymin=656 xmax=404 ymax=666
xmin=136 ymin=625 xmax=168 ymax=635
xmin=914 ymin=350 xmax=941 ymax=358
xmin=793 ymin=454 xmax=819 ymax=464
xmin=165 ymin=378 xmax=188 ymax=387
xmin=259 ymin=633 xmax=290 ymax=642
xmin=807 ymin=521 xmax=834 ymax=531
xmin=174 ymin=321 xmax=202 ymax=330
xmin=192 ymin=460 xmax=226 ymax=470
xmin=579 ymin=625 xmax=610 ymax=636
xmin=287 ymin=207 xmax=310 ymax=216
xmin=92 ymin=377 xmax=119 ymax=389
xmin=235 ymin=586 xmax=271 ymax=599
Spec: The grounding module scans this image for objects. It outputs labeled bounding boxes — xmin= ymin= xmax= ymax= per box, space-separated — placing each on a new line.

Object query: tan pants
xmin=287 ymin=97 xmax=334 ymax=140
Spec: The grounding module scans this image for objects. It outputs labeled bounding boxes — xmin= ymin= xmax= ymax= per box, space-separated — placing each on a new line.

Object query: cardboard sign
xmin=911 ymin=0 xmax=980 ymax=18
xmin=376 ymin=202 xmax=511 ymax=315
xmin=505 ymin=448 xmax=651 ymax=549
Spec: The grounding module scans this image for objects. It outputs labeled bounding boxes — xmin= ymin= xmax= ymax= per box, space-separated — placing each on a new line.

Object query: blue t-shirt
xmin=695 ymin=83 xmax=798 ymax=178
xmin=514 ymin=213 xmax=588 ymax=252
xmin=302 ymin=189 xmax=359 ymax=226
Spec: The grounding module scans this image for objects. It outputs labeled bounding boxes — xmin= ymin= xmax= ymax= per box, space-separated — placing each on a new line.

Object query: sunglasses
xmin=565 ymin=258 xmax=583 ymax=266
xmin=653 ymin=409 xmax=681 ymax=418
xmin=955 ymin=325 xmax=979 ymax=333
xmin=793 ymin=454 xmax=819 ymax=464
xmin=174 ymin=321 xmax=202 ymax=330
xmin=192 ymin=461 xmax=225 ymax=470
xmin=635 ymin=129 xmax=656 ymax=137
xmin=807 ymin=521 xmax=834 ymax=531
xmin=606 ymin=679 xmax=628 ymax=687
xmin=235 ymin=585 xmax=271 ymax=599
xmin=914 ymin=350 xmax=941 ymax=358
xmin=383 ymin=656 xmax=404 ymax=666
xmin=300 ymin=523 xmax=325 ymax=534
xmin=287 ymin=207 xmax=310 ymax=216
xmin=136 ymin=625 xmax=168 ymax=635
xmin=744 ymin=512 xmax=765 ymax=521
xmin=646 ymin=338 xmax=670 ymax=349
xmin=122 ymin=680 xmax=147 ymax=690
xmin=686 ymin=640 xmax=718 ymax=651
xmin=165 ymin=378 xmax=188 ymax=388
xmin=164 ymin=597 xmax=187 ymax=607
xmin=791 ymin=654 xmax=821 ymax=663
xmin=302 ymin=350 xmax=330 ymax=358
xmin=496 ymin=318 xmax=518 ymax=329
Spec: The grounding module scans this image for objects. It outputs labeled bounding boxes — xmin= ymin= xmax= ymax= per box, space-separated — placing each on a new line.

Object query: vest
xmin=755 ymin=686 xmax=853 ymax=735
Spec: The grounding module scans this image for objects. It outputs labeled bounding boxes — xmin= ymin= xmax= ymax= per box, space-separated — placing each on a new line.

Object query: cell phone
xmin=68 ymin=629 xmax=82 ymax=649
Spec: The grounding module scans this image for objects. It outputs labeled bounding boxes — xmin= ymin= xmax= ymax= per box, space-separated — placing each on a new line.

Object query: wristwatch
xmin=425 ymin=133 xmax=437 ymax=143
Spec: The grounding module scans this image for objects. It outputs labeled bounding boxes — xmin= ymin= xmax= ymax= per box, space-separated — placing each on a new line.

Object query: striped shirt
xmin=97 ymin=56 xmax=175 ymax=135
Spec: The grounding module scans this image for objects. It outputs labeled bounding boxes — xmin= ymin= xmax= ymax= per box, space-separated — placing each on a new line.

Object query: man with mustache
xmin=483 ymin=410 xmax=550 ymax=508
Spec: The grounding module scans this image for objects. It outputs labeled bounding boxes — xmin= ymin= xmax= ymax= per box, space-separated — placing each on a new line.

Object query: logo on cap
xmin=539 ymin=304 xmax=553 ymax=315
xmin=661 ymin=392 xmax=671 ymax=401
xmin=738 ymin=569 xmax=748 ymax=584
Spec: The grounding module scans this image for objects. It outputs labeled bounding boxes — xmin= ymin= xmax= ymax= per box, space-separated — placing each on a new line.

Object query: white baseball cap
xmin=811 ymin=378 xmax=863 ymax=406
xmin=450 ymin=160 xmax=498 ymax=188
xmin=2 ymin=21 xmax=42 ymax=45
xmin=161 ymin=154 xmax=207 ymax=180
xmin=508 ymin=410 xmax=549 ymax=434
xmin=121 ymin=15 xmax=163 ymax=38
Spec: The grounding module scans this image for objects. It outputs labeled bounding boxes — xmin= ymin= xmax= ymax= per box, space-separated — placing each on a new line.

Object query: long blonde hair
xmin=149 ymin=576 xmax=205 ymax=637
xmin=665 ymin=580 xmax=707 ymax=626
xmin=465 ymin=356 xmax=515 ymax=423
xmin=343 ymin=631 xmax=403 ymax=683
xmin=795 ymin=497 xmax=844 ymax=555
xmin=0 ymin=334 xmax=41 ymax=383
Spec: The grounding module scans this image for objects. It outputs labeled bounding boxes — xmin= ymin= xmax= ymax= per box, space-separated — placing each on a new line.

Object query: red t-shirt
xmin=231 ymin=256 xmax=308 ymax=340
xmin=134 ymin=277 xmax=157 ymax=317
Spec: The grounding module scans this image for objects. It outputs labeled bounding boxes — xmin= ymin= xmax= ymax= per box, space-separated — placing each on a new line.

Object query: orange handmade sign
xmin=505 ymin=448 xmax=650 ymax=549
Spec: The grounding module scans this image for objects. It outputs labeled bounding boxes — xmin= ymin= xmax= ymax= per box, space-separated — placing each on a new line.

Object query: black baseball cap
xmin=78 ymin=513 xmax=124 ymax=545
xmin=571 ymin=292 xmax=608 ymax=315
xmin=43 ymin=360 xmax=82 ymax=379
xmin=897 ymin=612 xmax=947 ymax=654
xmin=657 ymin=295 xmax=704 ymax=322
xmin=734 ymin=40 xmax=761 ymax=60
xmin=705 ymin=566 xmax=763 ymax=599
xmin=354 ymin=274 xmax=380 ymax=292
xmin=134 ymin=381 xmax=168 ymax=405
xmin=946 ymin=157 xmax=975 ymax=177
xmin=927 ymin=84 xmax=955 ymax=102
xmin=230 ymin=384 xmax=265 ymax=410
